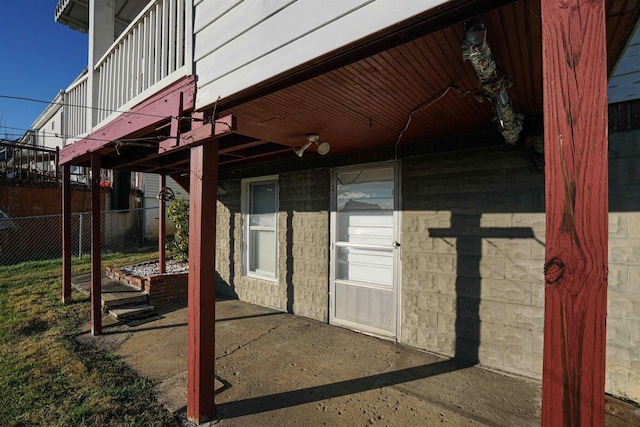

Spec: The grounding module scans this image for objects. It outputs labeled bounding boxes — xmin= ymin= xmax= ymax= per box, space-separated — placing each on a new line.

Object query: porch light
xmin=294 ymin=133 xmax=330 ymax=157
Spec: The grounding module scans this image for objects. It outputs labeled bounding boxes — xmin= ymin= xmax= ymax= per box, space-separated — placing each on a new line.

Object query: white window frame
xmin=241 ymin=175 xmax=279 ymax=280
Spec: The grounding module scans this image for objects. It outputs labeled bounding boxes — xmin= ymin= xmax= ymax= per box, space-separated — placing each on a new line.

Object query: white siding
xmin=194 ymin=0 xmax=448 ymax=110
xmin=143 ymin=174 xmax=189 ymax=204
xmin=35 ymin=109 xmax=65 ymax=150
xmin=608 ymin=25 xmax=640 ymax=103
xmin=143 ymin=173 xmax=189 ymax=239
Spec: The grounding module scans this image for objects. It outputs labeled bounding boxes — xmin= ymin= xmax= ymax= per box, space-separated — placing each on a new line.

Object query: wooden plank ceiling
xmin=91 ymin=0 xmax=638 ymax=175
xmin=211 ymin=0 xmax=639 ymax=170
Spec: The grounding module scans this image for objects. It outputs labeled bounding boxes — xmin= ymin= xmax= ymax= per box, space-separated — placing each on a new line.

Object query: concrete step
xmin=101 ymin=287 xmax=148 ymax=309
xmin=109 ymin=304 xmax=155 ymax=321
xmin=71 ymin=274 xmax=149 ymax=309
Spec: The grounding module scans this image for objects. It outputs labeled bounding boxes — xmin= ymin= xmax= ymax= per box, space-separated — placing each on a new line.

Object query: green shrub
xmin=167 ymin=199 xmax=189 ymax=261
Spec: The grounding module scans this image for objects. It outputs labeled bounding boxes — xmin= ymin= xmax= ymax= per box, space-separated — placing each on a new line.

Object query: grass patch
xmin=0 ymin=251 xmax=178 ymax=426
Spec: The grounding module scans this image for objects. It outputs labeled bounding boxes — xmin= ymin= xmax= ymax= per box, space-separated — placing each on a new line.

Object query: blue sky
xmin=0 ymin=1 xmax=87 ymax=139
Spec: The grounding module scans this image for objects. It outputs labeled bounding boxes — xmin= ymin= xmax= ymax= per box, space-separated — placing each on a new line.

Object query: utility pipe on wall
xmin=462 ymin=16 xmax=523 ymax=144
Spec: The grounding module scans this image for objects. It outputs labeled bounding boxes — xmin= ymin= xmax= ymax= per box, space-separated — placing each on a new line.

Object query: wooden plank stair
xmin=71 ymin=273 xmax=155 ymax=321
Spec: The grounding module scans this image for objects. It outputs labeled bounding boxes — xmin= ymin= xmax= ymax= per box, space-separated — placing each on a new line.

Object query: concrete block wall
xmin=401 ymin=134 xmax=640 ymax=403
xmin=215 ymin=180 xmax=241 ymax=299
xmin=214 ymin=126 xmax=640 ymax=403
xmin=606 ymin=129 xmax=640 ymax=402
xmin=216 ymin=169 xmax=330 ymax=322
xmin=401 ymin=148 xmax=546 ymax=378
xmin=279 ymin=169 xmax=330 ymax=322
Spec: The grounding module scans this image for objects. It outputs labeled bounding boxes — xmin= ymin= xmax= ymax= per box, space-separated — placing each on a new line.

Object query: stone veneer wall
xmin=400 ymin=130 xmax=640 ymax=402
xmin=400 ymin=148 xmax=546 ymax=378
xmin=606 ymin=129 xmax=640 ymax=402
xmin=216 ymin=169 xmax=330 ymax=322
xmin=214 ymin=125 xmax=640 ymax=402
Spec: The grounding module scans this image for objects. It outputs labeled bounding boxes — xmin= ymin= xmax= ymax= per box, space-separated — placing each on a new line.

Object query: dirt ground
xmin=76 ymin=298 xmax=640 ymax=427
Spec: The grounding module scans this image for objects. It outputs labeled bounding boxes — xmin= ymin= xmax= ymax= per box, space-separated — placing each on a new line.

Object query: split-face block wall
xmin=214 ymin=125 xmax=640 ymax=403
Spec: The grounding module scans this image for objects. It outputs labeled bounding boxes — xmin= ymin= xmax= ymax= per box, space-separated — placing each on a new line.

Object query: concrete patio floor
xmin=75 ymin=298 xmax=640 ymax=426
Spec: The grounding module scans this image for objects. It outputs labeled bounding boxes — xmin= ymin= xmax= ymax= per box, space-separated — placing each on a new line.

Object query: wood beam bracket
xmin=167 ymin=92 xmax=184 ymax=150
xmin=159 ymin=114 xmax=236 ymax=155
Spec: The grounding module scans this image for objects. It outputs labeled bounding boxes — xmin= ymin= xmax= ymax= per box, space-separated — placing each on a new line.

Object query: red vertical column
xmin=90 ymin=153 xmax=102 ymax=336
xmin=187 ymin=140 xmax=218 ymax=423
xmin=62 ymin=164 xmax=72 ymax=303
xmin=159 ymin=173 xmax=167 ymax=274
xmin=541 ymin=0 xmax=608 ymax=425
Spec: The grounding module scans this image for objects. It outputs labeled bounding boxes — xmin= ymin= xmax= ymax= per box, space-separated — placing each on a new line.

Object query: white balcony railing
xmin=94 ymin=0 xmax=191 ymax=125
xmin=64 ymin=73 xmax=89 ymax=138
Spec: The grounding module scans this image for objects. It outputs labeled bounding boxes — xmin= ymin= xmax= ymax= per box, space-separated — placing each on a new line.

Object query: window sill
xmin=245 ymin=272 xmax=278 ymax=282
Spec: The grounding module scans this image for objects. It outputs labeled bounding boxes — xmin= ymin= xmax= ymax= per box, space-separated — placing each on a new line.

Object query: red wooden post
xmin=90 ymin=153 xmax=102 ymax=336
xmin=541 ymin=0 xmax=608 ymax=425
xmin=187 ymin=141 xmax=218 ymax=423
xmin=159 ymin=173 xmax=167 ymax=275
xmin=62 ymin=164 xmax=72 ymax=303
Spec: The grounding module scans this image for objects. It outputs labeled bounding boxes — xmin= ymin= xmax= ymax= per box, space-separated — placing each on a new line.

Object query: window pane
xmin=250 ymin=230 xmax=276 ymax=275
xmin=336 ymin=168 xmax=394 ymax=244
xmin=250 ymin=182 xmax=276 ymax=227
xmin=336 ymin=246 xmax=393 ymax=287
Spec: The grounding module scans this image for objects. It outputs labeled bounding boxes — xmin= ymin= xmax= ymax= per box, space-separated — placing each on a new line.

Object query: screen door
xmin=330 ymin=164 xmax=400 ymax=338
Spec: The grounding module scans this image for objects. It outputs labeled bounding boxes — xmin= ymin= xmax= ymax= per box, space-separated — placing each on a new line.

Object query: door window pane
xmin=336 ymin=168 xmax=394 ymax=244
xmin=336 ymin=246 xmax=393 ymax=287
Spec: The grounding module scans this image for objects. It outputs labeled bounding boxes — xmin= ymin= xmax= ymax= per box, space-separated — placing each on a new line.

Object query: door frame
xmin=329 ymin=161 xmax=402 ymax=340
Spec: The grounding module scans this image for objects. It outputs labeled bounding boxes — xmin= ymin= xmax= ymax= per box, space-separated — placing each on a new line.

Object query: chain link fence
xmin=0 ymin=207 xmax=160 ymax=266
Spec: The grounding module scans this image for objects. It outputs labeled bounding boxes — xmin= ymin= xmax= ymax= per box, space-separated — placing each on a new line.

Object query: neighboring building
xmin=54 ymin=0 xmax=640 ymax=423
xmin=28 ymin=91 xmax=64 ymax=150
xmin=609 ymin=24 xmax=640 ymax=104
xmin=142 ymin=173 xmax=188 ymax=240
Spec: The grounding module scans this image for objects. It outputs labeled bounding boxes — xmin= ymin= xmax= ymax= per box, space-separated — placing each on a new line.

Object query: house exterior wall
xmin=216 ymin=169 xmax=330 ymax=321
xmin=608 ymin=25 xmax=640 ymax=104
xmin=605 ymin=127 xmax=640 ymax=402
xmin=193 ymin=0 xmax=447 ymax=110
xmin=143 ymin=174 xmax=189 ymax=240
xmin=400 ymin=149 xmax=545 ymax=377
xmin=34 ymin=108 xmax=64 ymax=149
xmin=215 ymin=120 xmax=640 ymax=403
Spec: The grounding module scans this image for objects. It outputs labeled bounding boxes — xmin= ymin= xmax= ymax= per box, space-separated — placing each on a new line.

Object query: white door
xmin=330 ymin=164 xmax=400 ymax=338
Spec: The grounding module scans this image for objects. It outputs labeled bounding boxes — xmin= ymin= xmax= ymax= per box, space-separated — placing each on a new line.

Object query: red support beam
xmin=541 ymin=1 xmax=608 ymax=426
xmin=159 ymin=114 xmax=236 ymax=154
xmin=90 ymin=153 xmax=103 ymax=336
xmin=187 ymin=141 xmax=218 ymax=423
xmin=159 ymin=174 xmax=167 ymax=275
xmin=62 ymin=164 xmax=72 ymax=303
xmin=59 ymin=75 xmax=196 ymax=165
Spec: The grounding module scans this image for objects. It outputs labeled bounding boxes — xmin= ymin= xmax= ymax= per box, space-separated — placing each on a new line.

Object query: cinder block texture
xmin=606 ymin=130 xmax=640 ymax=402
xmin=401 ymin=148 xmax=546 ymax=379
xmin=213 ymin=128 xmax=640 ymax=404
xmin=400 ymin=132 xmax=640 ymax=403
xmin=215 ymin=170 xmax=330 ymax=322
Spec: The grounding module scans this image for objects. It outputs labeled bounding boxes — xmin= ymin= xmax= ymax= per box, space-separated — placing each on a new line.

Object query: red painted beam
xmin=187 ymin=141 xmax=218 ymax=423
xmin=159 ymin=114 xmax=236 ymax=154
xmin=59 ymin=75 xmax=196 ymax=165
xmin=169 ymin=172 xmax=190 ymax=193
xmin=541 ymin=1 xmax=608 ymax=426
xmin=62 ymin=164 xmax=72 ymax=303
xmin=90 ymin=153 xmax=103 ymax=336
xmin=159 ymin=174 xmax=166 ymax=275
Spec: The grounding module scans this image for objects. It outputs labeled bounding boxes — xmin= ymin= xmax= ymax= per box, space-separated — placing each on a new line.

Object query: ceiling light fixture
xmin=294 ymin=133 xmax=330 ymax=157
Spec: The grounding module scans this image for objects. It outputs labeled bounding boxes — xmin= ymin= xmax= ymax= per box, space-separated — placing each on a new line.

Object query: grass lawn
xmin=0 ymin=251 xmax=179 ymax=426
